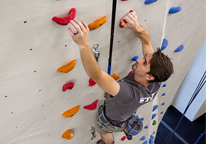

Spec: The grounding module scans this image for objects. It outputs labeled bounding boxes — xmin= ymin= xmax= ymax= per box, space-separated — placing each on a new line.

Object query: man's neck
xmin=134 ymin=74 xmax=150 ymax=87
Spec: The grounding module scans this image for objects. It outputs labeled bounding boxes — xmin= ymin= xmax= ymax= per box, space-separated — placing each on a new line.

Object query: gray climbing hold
xmin=132 ymin=55 xmax=139 ymax=61
xmin=144 ymin=125 xmax=149 ymax=129
xmin=152 ymin=105 xmax=158 ymax=112
xmin=169 ymin=6 xmax=182 ymax=14
xmin=152 ymin=113 xmax=157 ymax=120
xmin=162 ymin=84 xmax=167 ymax=87
xmin=174 ymin=44 xmax=184 ymax=52
xmin=161 ymin=39 xmax=168 ymax=51
xmin=140 ymin=136 xmax=146 ymax=141
xmin=162 ymin=93 xmax=166 ymax=96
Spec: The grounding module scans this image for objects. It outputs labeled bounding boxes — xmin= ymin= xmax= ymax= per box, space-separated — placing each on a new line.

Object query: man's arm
xmin=67 ymin=19 xmax=120 ymax=96
xmin=120 ymin=11 xmax=154 ymax=56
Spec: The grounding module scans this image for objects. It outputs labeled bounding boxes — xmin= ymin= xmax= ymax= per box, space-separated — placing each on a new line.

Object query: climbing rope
xmin=164 ymin=71 xmax=206 ymax=144
xmin=194 ymin=129 xmax=206 ymax=144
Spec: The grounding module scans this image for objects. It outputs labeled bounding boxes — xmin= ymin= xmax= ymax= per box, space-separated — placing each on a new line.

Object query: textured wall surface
xmin=0 ymin=0 xmax=205 ymax=144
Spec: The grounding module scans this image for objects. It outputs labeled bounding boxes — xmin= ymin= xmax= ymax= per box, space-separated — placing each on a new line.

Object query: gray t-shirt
xmin=104 ymin=73 xmax=161 ymax=121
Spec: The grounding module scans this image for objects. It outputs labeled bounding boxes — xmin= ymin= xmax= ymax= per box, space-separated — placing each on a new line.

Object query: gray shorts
xmin=94 ymin=106 xmax=127 ymax=134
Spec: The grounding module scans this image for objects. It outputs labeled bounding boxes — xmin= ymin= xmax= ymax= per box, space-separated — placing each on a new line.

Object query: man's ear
xmin=147 ymin=74 xmax=155 ymax=81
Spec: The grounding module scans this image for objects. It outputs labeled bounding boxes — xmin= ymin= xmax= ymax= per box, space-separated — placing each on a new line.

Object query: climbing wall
xmin=0 ymin=0 xmax=205 ymax=144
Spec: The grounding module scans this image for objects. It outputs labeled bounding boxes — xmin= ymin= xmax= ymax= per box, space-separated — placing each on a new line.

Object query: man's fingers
xmin=121 ymin=19 xmax=127 ymax=28
xmin=74 ymin=19 xmax=87 ymax=32
xmin=127 ymin=13 xmax=136 ymax=22
xmin=70 ymin=20 xmax=81 ymax=33
xmin=67 ymin=27 xmax=74 ymax=36
xmin=68 ymin=23 xmax=77 ymax=33
xmin=82 ymin=21 xmax=90 ymax=32
xmin=124 ymin=16 xmax=132 ymax=24
xmin=130 ymin=11 xmax=137 ymax=19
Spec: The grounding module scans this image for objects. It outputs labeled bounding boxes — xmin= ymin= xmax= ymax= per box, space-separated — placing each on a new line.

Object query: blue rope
xmin=166 ymin=71 xmax=206 ymax=144
xmin=194 ymin=129 xmax=206 ymax=144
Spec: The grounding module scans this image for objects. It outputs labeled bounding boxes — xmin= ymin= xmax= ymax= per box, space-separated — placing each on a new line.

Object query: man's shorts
xmin=95 ymin=106 xmax=127 ymax=134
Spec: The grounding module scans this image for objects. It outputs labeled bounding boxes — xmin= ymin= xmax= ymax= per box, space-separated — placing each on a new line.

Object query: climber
xmin=67 ymin=11 xmax=173 ymax=144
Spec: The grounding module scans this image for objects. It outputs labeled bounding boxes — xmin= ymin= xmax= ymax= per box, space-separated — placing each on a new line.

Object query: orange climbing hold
xmin=57 ymin=59 xmax=76 ymax=73
xmin=111 ymin=73 xmax=120 ymax=80
xmin=62 ymin=129 xmax=74 ymax=140
xmin=88 ymin=16 xmax=107 ymax=31
xmin=62 ymin=105 xmax=79 ymax=118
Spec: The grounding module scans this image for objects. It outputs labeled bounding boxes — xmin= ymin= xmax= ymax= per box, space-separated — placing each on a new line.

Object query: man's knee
xmin=100 ymin=133 xmax=114 ymax=144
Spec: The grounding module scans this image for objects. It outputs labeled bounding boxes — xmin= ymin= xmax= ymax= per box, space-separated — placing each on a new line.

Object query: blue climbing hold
xmin=144 ymin=125 xmax=149 ymax=129
xmin=144 ymin=0 xmax=157 ymax=5
xmin=149 ymin=139 xmax=155 ymax=144
xmin=136 ymin=115 xmax=139 ymax=118
xmin=140 ymin=136 xmax=146 ymax=141
xmin=174 ymin=44 xmax=184 ymax=52
xmin=162 ymin=84 xmax=167 ymax=87
xmin=152 ymin=113 xmax=157 ymax=120
xmin=132 ymin=55 xmax=139 ymax=61
xmin=161 ymin=39 xmax=168 ymax=51
xmin=152 ymin=105 xmax=158 ymax=112
xmin=160 ymin=111 xmax=163 ymax=114
xmin=172 ymin=70 xmax=175 ymax=74
xmin=169 ymin=6 xmax=182 ymax=14
xmin=141 ymin=117 xmax=144 ymax=121
xmin=150 ymin=135 xmax=154 ymax=140
xmin=142 ymin=140 xmax=148 ymax=144
xmin=162 ymin=93 xmax=165 ymax=96
xmin=162 ymin=102 xmax=165 ymax=105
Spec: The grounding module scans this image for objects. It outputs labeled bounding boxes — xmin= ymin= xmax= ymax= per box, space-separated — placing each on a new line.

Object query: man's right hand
xmin=120 ymin=11 xmax=140 ymax=32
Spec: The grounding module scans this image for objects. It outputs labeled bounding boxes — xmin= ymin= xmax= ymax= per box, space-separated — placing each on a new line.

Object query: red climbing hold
xmin=121 ymin=136 xmax=126 ymax=141
xmin=89 ymin=78 xmax=96 ymax=86
xmin=119 ymin=10 xmax=133 ymax=28
xmin=62 ymin=82 xmax=74 ymax=92
xmin=128 ymin=70 xmax=134 ymax=75
xmin=83 ymin=99 xmax=98 ymax=110
xmin=52 ymin=8 xmax=76 ymax=25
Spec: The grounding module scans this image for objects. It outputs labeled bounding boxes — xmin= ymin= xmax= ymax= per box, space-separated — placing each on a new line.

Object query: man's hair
xmin=147 ymin=48 xmax=173 ymax=83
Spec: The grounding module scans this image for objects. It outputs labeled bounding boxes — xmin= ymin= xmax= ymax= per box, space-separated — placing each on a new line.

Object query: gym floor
xmin=155 ymin=106 xmax=205 ymax=144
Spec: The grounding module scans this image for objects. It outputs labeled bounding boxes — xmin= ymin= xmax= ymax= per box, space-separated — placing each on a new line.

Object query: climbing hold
xmin=149 ymin=139 xmax=155 ymax=144
xmin=162 ymin=93 xmax=166 ymax=96
xmin=162 ymin=102 xmax=165 ymax=105
xmin=57 ymin=59 xmax=76 ymax=73
xmin=62 ymin=82 xmax=74 ymax=92
xmin=141 ymin=117 xmax=144 ymax=121
xmin=121 ymin=136 xmax=126 ymax=141
xmin=89 ymin=78 xmax=96 ymax=86
xmin=119 ymin=10 xmax=133 ymax=28
xmin=150 ymin=135 xmax=154 ymax=140
xmin=152 ymin=105 xmax=158 ymax=112
xmin=153 ymin=132 xmax=155 ymax=134
xmin=62 ymin=129 xmax=74 ymax=140
xmin=152 ymin=120 xmax=157 ymax=125
xmin=162 ymin=84 xmax=167 ymax=87
xmin=151 ymin=113 xmax=157 ymax=120
xmin=142 ymin=140 xmax=148 ymax=144
xmin=136 ymin=115 xmax=139 ymax=118
xmin=62 ymin=105 xmax=79 ymax=118
xmin=132 ymin=55 xmax=139 ymax=61
xmin=144 ymin=0 xmax=157 ymax=5
xmin=161 ymin=39 xmax=168 ymax=51
xmin=128 ymin=70 xmax=134 ymax=75
xmin=52 ymin=8 xmax=76 ymax=25
xmin=172 ymin=70 xmax=175 ymax=74
xmin=169 ymin=6 xmax=182 ymax=14
xmin=140 ymin=136 xmax=146 ymax=141
xmin=88 ymin=16 xmax=107 ymax=31
xmin=111 ymin=73 xmax=120 ymax=80
xmin=174 ymin=44 xmax=184 ymax=52
xmin=83 ymin=99 xmax=98 ymax=110
xmin=144 ymin=125 xmax=148 ymax=129
xmin=160 ymin=112 xmax=164 ymax=114
xmin=121 ymin=0 xmax=128 ymax=1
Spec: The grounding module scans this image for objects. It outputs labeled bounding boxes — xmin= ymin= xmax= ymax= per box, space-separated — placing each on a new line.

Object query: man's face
xmin=132 ymin=53 xmax=154 ymax=80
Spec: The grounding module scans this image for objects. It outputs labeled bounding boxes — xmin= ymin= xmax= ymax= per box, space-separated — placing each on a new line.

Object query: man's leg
xmin=100 ymin=133 xmax=114 ymax=144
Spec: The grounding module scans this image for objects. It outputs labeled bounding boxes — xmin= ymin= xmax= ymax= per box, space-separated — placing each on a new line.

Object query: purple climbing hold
xmin=152 ymin=105 xmax=158 ymax=112
xmin=174 ymin=44 xmax=184 ymax=52
xmin=162 ymin=102 xmax=165 ymax=105
xmin=140 ymin=136 xmax=146 ymax=141
xmin=144 ymin=0 xmax=157 ymax=5
xmin=152 ymin=113 xmax=157 ymax=120
xmin=132 ymin=55 xmax=139 ymax=61
xmin=142 ymin=140 xmax=148 ymax=144
xmin=144 ymin=125 xmax=149 ymax=129
xmin=162 ymin=93 xmax=166 ymax=96
xmin=141 ymin=117 xmax=144 ymax=121
xmin=169 ymin=6 xmax=182 ymax=14
xmin=161 ymin=39 xmax=168 ymax=51
xmin=160 ymin=111 xmax=164 ymax=114
xmin=162 ymin=84 xmax=167 ymax=87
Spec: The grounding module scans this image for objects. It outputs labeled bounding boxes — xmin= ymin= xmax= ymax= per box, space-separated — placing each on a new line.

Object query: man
xmin=67 ymin=11 xmax=173 ymax=144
